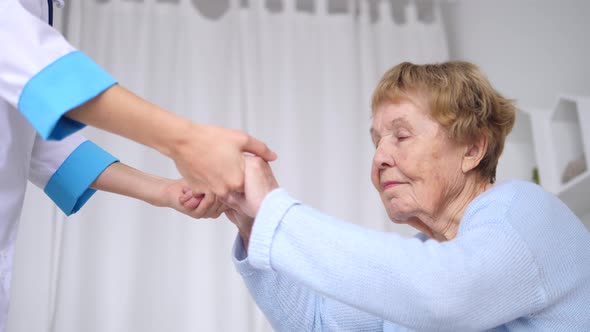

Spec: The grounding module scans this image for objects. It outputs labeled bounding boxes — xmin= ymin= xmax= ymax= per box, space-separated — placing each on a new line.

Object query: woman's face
xmin=370 ymin=97 xmax=466 ymax=224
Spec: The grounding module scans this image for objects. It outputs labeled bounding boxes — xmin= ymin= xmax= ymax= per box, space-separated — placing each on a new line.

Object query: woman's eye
xmin=396 ymin=130 xmax=410 ymax=141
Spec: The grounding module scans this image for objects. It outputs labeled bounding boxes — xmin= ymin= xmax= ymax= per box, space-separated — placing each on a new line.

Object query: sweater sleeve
xmin=0 ymin=0 xmax=117 ymax=140
xmin=246 ymin=189 xmax=547 ymax=331
xmin=233 ymin=234 xmax=384 ymax=332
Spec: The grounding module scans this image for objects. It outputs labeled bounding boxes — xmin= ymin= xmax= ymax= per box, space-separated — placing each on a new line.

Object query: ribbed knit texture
xmin=233 ymin=181 xmax=590 ymax=331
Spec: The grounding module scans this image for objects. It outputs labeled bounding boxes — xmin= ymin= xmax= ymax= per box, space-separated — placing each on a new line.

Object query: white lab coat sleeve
xmin=0 ymin=0 xmax=117 ymax=141
xmin=29 ymin=133 xmax=119 ymax=215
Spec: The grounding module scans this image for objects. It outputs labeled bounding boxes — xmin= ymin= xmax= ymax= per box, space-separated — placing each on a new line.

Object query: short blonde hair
xmin=371 ymin=61 xmax=516 ymax=183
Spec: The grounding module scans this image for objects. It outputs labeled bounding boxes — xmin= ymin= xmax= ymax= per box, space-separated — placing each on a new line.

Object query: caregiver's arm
xmin=30 ymin=132 xmax=220 ymax=218
xmin=67 ymin=85 xmax=277 ymax=197
xmin=29 ymin=134 xmax=117 ymax=216
xmin=0 ymin=0 xmax=275 ymax=199
xmin=92 ymin=161 xmax=224 ymax=219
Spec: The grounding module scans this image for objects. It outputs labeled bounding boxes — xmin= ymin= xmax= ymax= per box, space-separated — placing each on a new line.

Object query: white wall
xmin=441 ymin=0 xmax=590 ymax=110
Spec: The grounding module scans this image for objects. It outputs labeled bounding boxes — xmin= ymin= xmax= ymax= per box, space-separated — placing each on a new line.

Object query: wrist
xmin=251 ymin=188 xmax=274 ymax=216
xmin=153 ymin=118 xmax=197 ymax=159
xmin=240 ymin=231 xmax=250 ymax=252
xmin=238 ymin=223 xmax=252 ymax=250
xmin=145 ymin=177 xmax=173 ymax=207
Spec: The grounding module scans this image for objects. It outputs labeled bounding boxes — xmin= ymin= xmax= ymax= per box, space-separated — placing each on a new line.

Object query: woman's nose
xmin=373 ymin=142 xmax=394 ymax=169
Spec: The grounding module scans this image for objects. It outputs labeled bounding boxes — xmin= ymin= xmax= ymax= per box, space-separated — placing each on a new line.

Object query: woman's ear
xmin=462 ymin=133 xmax=488 ymax=173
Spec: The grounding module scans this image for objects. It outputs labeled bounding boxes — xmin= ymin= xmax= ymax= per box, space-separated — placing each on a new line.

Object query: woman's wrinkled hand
xmin=223 ymin=156 xmax=279 ymax=218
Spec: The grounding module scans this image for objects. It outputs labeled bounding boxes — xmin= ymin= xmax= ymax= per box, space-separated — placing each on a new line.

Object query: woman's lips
xmin=381 ymin=181 xmax=404 ymax=190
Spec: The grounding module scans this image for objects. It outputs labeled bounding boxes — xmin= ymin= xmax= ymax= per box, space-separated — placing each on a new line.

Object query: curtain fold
xmin=10 ymin=1 xmax=448 ymax=331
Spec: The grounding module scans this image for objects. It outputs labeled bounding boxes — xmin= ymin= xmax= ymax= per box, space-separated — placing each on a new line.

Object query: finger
xmin=184 ymin=196 xmax=203 ymax=210
xmin=211 ymin=202 xmax=226 ymax=218
xmin=203 ymin=196 xmax=224 ymax=219
xmin=216 ymin=203 xmax=230 ymax=215
xmin=179 ymin=190 xmax=194 ymax=204
xmin=226 ymin=173 xmax=245 ymax=196
xmin=192 ymin=193 xmax=216 ymax=219
xmin=208 ymin=200 xmax=227 ymax=219
xmin=211 ymin=178 xmax=232 ymax=201
xmin=242 ymin=136 xmax=277 ymax=162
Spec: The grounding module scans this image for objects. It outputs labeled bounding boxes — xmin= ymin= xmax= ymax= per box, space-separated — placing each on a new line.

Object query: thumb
xmin=242 ymin=136 xmax=277 ymax=162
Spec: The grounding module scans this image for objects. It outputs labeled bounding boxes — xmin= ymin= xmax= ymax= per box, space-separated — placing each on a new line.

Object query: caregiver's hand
xmin=91 ymin=163 xmax=224 ymax=218
xmin=224 ymin=156 xmax=279 ymax=218
xmin=66 ymin=84 xmax=277 ymax=199
xmin=170 ymin=124 xmax=277 ymax=200
xmin=169 ymin=181 xmax=227 ymax=219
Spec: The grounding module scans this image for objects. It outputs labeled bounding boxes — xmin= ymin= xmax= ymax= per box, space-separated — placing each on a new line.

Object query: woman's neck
xmin=421 ymin=176 xmax=492 ymax=242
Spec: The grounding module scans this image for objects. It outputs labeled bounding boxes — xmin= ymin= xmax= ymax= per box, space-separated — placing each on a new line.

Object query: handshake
xmin=87 ymin=117 xmax=284 ymax=250
xmin=170 ymin=156 xmax=279 ymax=250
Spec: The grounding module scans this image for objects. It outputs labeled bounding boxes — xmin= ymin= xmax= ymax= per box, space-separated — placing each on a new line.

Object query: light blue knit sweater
xmin=232 ymin=180 xmax=590 ymax=331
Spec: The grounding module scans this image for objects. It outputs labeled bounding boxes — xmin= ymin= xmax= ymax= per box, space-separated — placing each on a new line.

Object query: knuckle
xmin=218 ymin=188 xmax=231 ymax=201
xmin=228 ymin=176 xmax=244 ymax=190
xmin=234 ymin=131 xmax=249 ymax=145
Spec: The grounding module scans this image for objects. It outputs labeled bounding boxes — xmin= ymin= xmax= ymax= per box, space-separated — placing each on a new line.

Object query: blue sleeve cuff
xmin=44 ymin=141 xmax=118 ymax=216
xmin=248 ymin=189 xmax=300 ymax=270
xmin=18 ymin=51 xmax=117 ymax=140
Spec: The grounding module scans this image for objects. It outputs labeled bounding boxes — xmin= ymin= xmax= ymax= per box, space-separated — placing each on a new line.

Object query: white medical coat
xmin=0 ymin=0 xmax=118 ymax=329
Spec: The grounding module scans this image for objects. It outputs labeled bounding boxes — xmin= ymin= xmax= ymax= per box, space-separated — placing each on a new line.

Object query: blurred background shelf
xmin=518 ymin=95 xmax=590 ymax=219
xmin=557 ymin=170 xmax=590 ymax=218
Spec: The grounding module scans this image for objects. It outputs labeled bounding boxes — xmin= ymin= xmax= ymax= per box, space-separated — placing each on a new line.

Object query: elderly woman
xmin=213 ymin=62 xmax=590 ymax=331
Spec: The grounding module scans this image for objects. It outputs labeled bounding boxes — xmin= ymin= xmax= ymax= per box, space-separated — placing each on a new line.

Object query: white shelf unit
xmin=521 ymin=96 xmax=590 ymax=218
xmin=498 ymin=110 xmax=537 ymax=183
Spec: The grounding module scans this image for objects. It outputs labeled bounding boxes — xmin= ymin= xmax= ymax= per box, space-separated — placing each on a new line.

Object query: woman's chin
xmin=386 ymin=210 xmax=409 ymax=224
xmin=389 ymin=218 xmax=407 ymax=225
xmin=382 ymin=198 xmax=413 ymax=222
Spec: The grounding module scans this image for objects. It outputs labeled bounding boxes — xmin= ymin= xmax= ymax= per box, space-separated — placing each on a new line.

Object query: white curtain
xmin=9 ymin=1 xmax=448 ymax=331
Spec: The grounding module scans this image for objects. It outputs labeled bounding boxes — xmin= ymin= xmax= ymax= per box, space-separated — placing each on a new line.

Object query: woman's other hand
xmin=224 ymin=156 xmax=279 ymax=218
